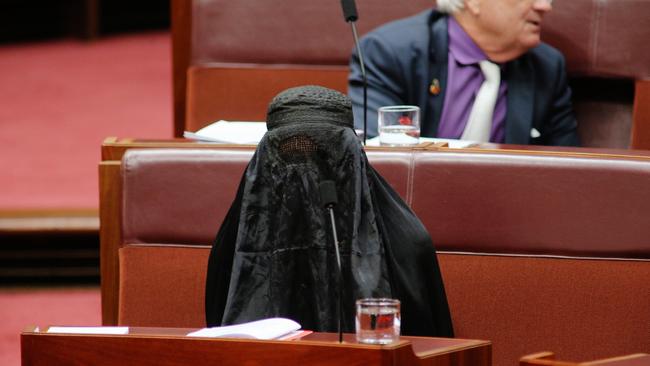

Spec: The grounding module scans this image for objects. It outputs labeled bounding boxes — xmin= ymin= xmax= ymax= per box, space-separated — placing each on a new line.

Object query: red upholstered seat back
xmin=540 ymin=0 xmax=650 ymax=148
xmin=411 ymin=152 xmax=650 ymax=257
xmin=189 ymin=1 xmax=432 ymax=65
xmin=121 ymin=149 xmax=650 ymax=256
xmin=121 ymin=149 xmax=253 ymax=246
xmin=190 ymin=0 xmax=650 ymax=79
xmin=439 ymin=254 xmax=650 ymax=366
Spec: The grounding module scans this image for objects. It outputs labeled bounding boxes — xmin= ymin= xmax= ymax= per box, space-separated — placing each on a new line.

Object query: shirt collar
xmin=448 ymin=16 xmax=488 ymax=65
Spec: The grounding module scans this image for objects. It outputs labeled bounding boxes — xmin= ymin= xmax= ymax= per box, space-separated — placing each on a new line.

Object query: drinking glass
xmin=378 ymin=105 xmax=420 ymax=146
xmin=355 ymin=298 xmax=401 ymax=344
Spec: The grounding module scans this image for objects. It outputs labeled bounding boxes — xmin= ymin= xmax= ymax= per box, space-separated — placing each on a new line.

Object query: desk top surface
xmin=22 ymin=326 xmax=492 ymax=366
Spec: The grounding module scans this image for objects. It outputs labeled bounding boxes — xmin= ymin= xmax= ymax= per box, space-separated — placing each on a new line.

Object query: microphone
xmin=340 ymin=0 xmax=358 ymax=21
xmin=319 ymin=180 xmax=344 ymax=343
xmin=340 ymin=0 xmax=368 ymax=146
xmin=319 ymin=180 xmax=339 ymax=207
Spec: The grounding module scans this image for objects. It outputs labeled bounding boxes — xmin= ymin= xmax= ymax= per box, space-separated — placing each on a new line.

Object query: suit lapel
xmin=505 ymin=57 xmax=534 ymax=144
xmin=424 ymin=13 xmax=448 ymax=137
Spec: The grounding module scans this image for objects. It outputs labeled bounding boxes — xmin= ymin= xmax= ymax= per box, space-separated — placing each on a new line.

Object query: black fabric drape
xmin=205 ymin=86 xmax=453 ymax=337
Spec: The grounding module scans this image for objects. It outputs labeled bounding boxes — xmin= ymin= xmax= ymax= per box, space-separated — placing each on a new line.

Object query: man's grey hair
xmin=436 ymin=0 xmax=465 ymax=13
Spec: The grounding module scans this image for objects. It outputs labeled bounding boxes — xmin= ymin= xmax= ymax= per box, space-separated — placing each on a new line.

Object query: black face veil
xmin=205 ymin=86 xmax=453 ymax=337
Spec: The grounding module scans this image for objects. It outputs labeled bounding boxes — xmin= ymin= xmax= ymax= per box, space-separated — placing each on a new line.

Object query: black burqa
xmin=205 ymin=86 xmax=453 ymax=337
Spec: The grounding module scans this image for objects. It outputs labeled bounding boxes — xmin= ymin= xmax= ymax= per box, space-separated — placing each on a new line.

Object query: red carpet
xmin=0 ymin=287 xmax=101 ymax=366
xmin=0 ymin=32 xmax=173 ymax=210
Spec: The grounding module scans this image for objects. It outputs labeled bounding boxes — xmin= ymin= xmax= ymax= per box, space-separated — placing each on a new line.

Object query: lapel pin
xmin=429 ymin=78 xmax=441 ymax=95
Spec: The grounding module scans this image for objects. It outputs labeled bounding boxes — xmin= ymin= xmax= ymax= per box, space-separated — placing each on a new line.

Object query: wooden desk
xmin=520 ymin=351 xmax=650 ymax=366
xmin=21 ymin=326 xmax=491 ymax=366
xmin=101 ymin=137 xmax=650 ymax=163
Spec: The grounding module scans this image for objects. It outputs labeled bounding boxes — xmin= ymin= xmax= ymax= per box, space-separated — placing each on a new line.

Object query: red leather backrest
xmin=411 ymin=151 xmax=650 ymax=257
xmin=190 ymin=0 xmax=650 ymax=78
xmin=120 ymin=148 xmax=413 ymax=246
xmin=121 ymin=149 xmax=253 ymax=245
xmin=542 ymin=0 xmax=650 ymax=78
xmin=438 ymin=253 xmax=650 ymax=366
xmin=120 ymin=148 xmax=650 ymax=259
xmin=190 ymin=1 xmax=432 ymax=65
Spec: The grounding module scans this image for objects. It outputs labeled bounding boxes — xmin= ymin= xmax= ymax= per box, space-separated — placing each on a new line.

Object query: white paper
xmin=185 ymin=121 xmax=476 ymax=148
xmin=187 ymin=317 xmax=300 ymax=339
xmin=184 ymin=120 xmax=267 ymax=144
xmin=365 ymin=136 xmax=475 ymax=149
xmin=46 ymin=326 xmax=129 ymax=335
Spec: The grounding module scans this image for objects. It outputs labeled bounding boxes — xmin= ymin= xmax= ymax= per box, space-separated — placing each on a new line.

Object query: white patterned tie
xmin=461 ymin=60 xmax=500 ymax=142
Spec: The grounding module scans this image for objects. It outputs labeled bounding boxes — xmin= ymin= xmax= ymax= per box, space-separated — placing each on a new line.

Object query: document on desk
xmin=365 ymin=136 xmax=476 ymax=148
xmin=187 ymin=317 xmax=303 ymax=340
xmin=46 ymin=326 xmax=129 ymax=335
xmin=184 ymin=121 xmax=476 ymax=148
xmin=183 ymin=120 xmax=267 ymax=144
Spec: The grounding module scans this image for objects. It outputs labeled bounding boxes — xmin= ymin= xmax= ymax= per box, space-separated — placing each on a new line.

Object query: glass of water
xmin=378 ymin=105 xmax=420 ymax=146
xmin=355 ymin=298 xmax=401 ymax=344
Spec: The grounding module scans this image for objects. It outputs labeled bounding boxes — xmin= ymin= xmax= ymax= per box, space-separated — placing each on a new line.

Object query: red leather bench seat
xmin=117 ymin=148 xmax=650 ymax=366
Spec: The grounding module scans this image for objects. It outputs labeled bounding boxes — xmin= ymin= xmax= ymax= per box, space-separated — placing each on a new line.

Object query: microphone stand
xmin=319 ymin=180 xmax=344 ymax=343
xmin=341 ymin=0 xmax=368 ymax=146
xmin=349 ymin=22 xmax=368 ymax=146
xmin=326 ymin=203 xmax=344 ymax=343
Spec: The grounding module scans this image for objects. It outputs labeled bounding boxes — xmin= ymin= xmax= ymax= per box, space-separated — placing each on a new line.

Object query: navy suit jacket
xmin=348 ymin=10 xmax=579 ymax=146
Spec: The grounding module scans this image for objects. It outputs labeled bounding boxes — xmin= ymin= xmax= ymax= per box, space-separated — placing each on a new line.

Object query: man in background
xmin=348 ymin=0 xmax=579 ymax=146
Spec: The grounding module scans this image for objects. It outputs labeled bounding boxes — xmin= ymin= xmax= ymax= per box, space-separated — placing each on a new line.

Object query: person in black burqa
xmin=205 ymin=85 xmax=453 ymax=337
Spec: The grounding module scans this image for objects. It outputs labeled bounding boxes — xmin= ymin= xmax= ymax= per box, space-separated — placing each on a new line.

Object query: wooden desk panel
xmin=520 ymin=351 xmax=650 ymax=366
xmin=101 ymin=137 xmax=650 ymax=163
xmin=22 ymin=327 xmax=491 ymax=366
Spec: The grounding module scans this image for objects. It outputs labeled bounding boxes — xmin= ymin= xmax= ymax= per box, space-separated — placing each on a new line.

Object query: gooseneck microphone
xmin=340 ymin=0 xmax=368 ymax=146
xmin=319 ymin=180 xmax=344 ymax=343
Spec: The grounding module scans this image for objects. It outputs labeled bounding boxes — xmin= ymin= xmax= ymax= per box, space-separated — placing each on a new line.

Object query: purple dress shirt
xmin=437 ymin=17 xmax=507 ymax=143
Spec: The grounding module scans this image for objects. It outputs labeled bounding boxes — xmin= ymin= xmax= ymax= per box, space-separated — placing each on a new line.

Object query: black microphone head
xmin=319 ymin=180 xmax=339 ymax=207
xmin=340 ymin=0 xmax=358 ymax=22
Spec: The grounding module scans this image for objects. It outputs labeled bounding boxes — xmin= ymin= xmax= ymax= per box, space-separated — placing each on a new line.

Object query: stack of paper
xmin=186 ymin=318 xmax=302 ymax=340
xmin=365 ymin=136 xmax=475 ymax=148
xmin=183 ymin=120 xmax=267 ymax=144
xmin=46 ymin=326 xmax=129 ymax=335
